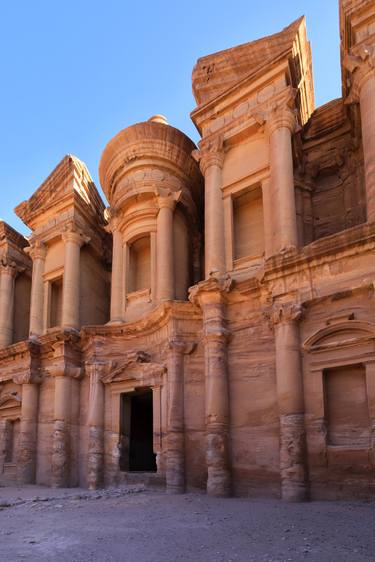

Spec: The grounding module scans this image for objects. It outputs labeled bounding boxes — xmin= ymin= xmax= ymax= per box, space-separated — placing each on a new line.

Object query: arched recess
xmin=302 ymin=318 xmax=375 ymax=497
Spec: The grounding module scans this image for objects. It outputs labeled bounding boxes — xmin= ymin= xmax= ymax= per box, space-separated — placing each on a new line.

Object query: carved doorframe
xmin=303 ymin=320 xmax=375 ymax=480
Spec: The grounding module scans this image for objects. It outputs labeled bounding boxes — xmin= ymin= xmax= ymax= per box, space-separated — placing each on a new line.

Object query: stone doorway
xmin=119 ymin=388 xmax=157 ymax=472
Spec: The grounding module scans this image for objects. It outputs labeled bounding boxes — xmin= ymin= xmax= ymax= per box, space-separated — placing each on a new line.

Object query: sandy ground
xmin=0 ymin=486 xmax=375 ymax=562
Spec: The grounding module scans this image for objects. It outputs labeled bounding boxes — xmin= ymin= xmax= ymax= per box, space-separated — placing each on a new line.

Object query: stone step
xmin=119 ymin=471 xmax=166 ymax=489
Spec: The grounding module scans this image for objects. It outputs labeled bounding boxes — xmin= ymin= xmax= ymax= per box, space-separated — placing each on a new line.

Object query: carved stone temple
xmin=1 ymin=0 xmax=375 ymax=500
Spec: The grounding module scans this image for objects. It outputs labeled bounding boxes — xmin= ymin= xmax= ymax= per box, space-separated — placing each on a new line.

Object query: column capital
xmin=85 ymin=361 xmax=111 ymax=383
xmin=254 ymin=88 xmax=299 ymax=136
xmin=344 ymin=44 xmax=375 ymax=103
xmin=192 ymin=136 xmax=225 ymax=175
xmin=104 ymin=208 xmax=123 ymax=234
xmin=167 ymin=338 xmax=196 ymax=356
xmin=0 ymin=257 xmax=19 ymax=277
xmin=271 ymin=302 xmax=304 ymax=326
xmin=189 ymin=274 xmax=232 ymax=307
xmin=156 ymin=187 xmax=182 ymax=210
xmin=26 ymin=239 xmax=47 ymax=261
xmin=47 ymin=362 xmax=83 ymax=379
xmin=62 ymin=222 xmax=90 ymax=247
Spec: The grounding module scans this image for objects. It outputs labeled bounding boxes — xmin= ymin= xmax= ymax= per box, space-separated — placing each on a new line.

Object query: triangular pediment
xmin=14 ymin=155 xmax=105 ymax=230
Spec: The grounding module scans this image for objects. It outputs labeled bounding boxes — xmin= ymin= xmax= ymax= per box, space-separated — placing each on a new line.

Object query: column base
xmin=280 ymin=413 xmax=308 ymax=502
xmin=87 ymin=426 xmax=104 ymax=490
xmin=51 ymin=420 xmax=70 ymax=488
xmin=206 ymin=432 xmax=231 ymax=497
xmin=166 ymin=431 xmax=185 ymax=494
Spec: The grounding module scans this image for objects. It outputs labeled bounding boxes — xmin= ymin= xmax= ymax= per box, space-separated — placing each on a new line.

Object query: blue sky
xmin=0 ymin=0 xmax=341 ymax=234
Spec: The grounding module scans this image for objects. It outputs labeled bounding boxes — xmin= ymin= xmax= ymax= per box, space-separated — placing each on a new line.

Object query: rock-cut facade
xmin=1 ymin=0 xmax=375 ymax=500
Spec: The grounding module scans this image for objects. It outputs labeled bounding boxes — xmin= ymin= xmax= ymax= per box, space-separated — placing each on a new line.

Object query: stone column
xmin=193 ymin=137 xmax=226 ymax=278
xmin=344 ymin=45 xmax=375 ymax=221
xmin=15 ymin=379 xmax=40 ymax=484
xmin=0 ymin=259 xmax=17 ymax=348
xmin=166 ymin=339 xmax=195 ymax=494
xmin=190 ymin=276 xmax=232 ymax=497
xmin=50 ymin=363 xmax=82 ymax=488
xmin=261 ymin=178 xmax=274 ymax=259
xmin=264 ymin=102 xmax=298 ymax=253
xmin=27 ymin=241 xmax=47 ymax=337
xmin=107 ymin=217 xmax=124 ymax=323
xmin=62 ymin=224 xmax=89 ymax=330
xmin=272 ymin=303 xmax=307 ymax=501
xmin=156 ymin=188 xmax=180 ymax=301
xmin=86 ymin=362 xmax=105 ymax=490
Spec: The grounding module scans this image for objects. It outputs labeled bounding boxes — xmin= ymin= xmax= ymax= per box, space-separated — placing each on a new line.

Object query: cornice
xmin=81 ymin=301 xmax=201 ymax=340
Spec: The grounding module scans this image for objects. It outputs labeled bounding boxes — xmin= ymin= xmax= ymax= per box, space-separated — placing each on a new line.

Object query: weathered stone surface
xmin=0 ymin=0 xmax=375 ymax=502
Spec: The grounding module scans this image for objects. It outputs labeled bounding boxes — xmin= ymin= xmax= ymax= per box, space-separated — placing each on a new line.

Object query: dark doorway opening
xmin=119 ymin=388 xmax=156 ymax=472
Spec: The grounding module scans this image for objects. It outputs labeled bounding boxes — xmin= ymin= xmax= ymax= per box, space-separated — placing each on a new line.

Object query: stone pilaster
xmin=86 ymin=362 xmax=106 ymax=490
xmin=106 ymin=212 xmax=124 ymax=323
xmin=27 ymin=240 xmax=47 ymax=338
xmin=156 ymin=188 xmax=181 ymax=301
xmin=344 ymin=45 xmax=375 ymax=221
xmin=189 ymin=275 xmax=232 ymax=497
xmin=166 ymin=338 xmax=195 ymax=494
xmin=12 ymin=341 xmax=42 ymax=484
xmin=48 ymin=332 xmax=82 ymax=488
xmin=0 ymin=259 xmax=18 ymax=347
xmin=272 ymin=302 xmax=307 ymax=501
xmin=62 ymin=223 xmax=90 ymax=330
xmin=193 ymin=137 xmax=226 ymax=278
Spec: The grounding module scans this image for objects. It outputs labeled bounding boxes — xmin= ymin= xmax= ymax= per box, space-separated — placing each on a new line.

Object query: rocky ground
xmin=0 ymin=485 xmax=374 ymax=561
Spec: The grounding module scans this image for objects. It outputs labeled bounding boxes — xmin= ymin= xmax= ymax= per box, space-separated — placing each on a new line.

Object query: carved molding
xmin=0 ymin=391 xmax=22 ymax=408
xmin=344 ymin=44 xmax=375 ymax=103
xmin=303 ymin=320 xmax=375 ymax=352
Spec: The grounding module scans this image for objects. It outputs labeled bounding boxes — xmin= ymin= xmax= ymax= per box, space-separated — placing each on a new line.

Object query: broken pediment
xmin=14 ymin=155 xmax=105 ymax=231
xmin=192 ymin=16 xmax=312 ymax=109
xmin=101 ymin=350 xmax=166 ymax=385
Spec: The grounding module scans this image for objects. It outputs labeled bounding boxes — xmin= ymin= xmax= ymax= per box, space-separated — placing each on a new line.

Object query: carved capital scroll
xmin=192 ymin=135 xmax=225 ymax=175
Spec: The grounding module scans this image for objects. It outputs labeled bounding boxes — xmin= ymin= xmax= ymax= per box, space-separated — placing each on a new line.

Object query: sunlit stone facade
xmin=1 ymin=0 xmax=375 ymax=500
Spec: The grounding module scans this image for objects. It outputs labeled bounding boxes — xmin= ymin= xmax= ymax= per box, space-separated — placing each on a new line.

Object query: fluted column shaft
xmin=268 ymin=108 xmax=298 ymax=252
xmin=62 ymin=227 xmax=88 ymax=330
xmin=28 ymin=242 xmax=47 ymax=337
xmin=17 ymin=383 xmax=39 ymax=483
xmin=0 ymin=261 xmax=17 ymax=347
xmin=156 ymin=190 xmax=179 ymax=301
xmin=87 ymin=364 xmax=105 ymax=490
xmin=110 ymin=221 xmax=124 ymax=322
xmin=273 ymin=303 xmax=307 ymax=501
